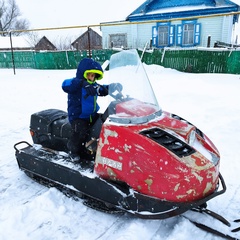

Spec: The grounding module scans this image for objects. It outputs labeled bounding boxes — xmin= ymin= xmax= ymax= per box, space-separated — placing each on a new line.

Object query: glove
xmin=109 ymin=83 xmax=123 ymax=92
xmin=82 ymin=81 xmax=98 ymax=96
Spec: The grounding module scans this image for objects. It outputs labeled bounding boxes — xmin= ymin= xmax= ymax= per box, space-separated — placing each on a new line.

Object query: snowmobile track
xmin=25 ymin=168 xmax=240 ymax=240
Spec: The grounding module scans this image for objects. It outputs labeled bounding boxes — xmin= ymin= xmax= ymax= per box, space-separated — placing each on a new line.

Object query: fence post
xmin=9 ymin=32 xmax=16 ymax=75
xmin=87 ymin=27 xmax=91 ymax=58
xmin=207 ymin=36 xmax=211 ymax=48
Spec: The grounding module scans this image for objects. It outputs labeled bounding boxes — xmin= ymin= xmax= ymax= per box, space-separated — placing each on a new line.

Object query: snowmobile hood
xmin=76 ymin=58 xmax=103 ymax=81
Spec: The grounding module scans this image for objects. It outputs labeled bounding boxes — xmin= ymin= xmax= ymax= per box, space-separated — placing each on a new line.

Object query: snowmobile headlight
xmin=188 ymin=130 xmax=196 ymax=146
xmin=209 ymin=152 xmax=220 ymax=165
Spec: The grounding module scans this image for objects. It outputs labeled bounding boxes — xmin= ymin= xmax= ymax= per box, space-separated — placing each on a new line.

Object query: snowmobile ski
xmin=232 ymin=220 xmax=240 ymax=233
xmin=192 ymin=206 xmax=231 ymax=227
xmin=185 ymin=219 xmax=239 ymax=240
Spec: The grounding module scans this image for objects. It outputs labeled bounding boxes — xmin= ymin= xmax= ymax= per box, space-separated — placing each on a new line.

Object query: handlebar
xmin=109 ymin=90 xmax=124 ymax=101
xmin=108 ymin=84 xmax=125 ymax=101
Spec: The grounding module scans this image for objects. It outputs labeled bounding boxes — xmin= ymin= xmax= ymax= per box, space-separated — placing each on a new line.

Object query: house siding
xmin=102 ymin=15 xmax=234 ymax=49
xmin=101 ymin=0 xmax=239 ymax=49
xmin=222 ymin=15 xmax=234 ymax=43
xmin=102 ymin=23 xmax=155 ymax=49
xmin=197 ymin=15 xmax=233 ymax=47
xmin=102 ymin=25 xmax=126 ymax=48
xmin=135 ymin=23 xmax=154 ymax=48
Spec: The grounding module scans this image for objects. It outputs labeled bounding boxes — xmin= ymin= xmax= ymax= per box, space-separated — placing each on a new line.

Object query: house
xmin=35 ymin=36 xmax=57 ymax=51
xmin=100 ymin=0 xmax=240 ymax=49
xmin=71 ymin=28 xmax=102 ymax=50
xmin=0 ymin=36 xmax=34 ymax=50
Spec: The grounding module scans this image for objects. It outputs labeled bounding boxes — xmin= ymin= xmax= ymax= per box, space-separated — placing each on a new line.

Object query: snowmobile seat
xmin=30 ymin=109 xmax=71 ymax=151
xmin=30 ymin=109 xmax=106 ymax=153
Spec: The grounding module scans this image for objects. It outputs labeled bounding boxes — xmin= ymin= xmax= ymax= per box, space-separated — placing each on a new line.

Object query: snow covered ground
xmin=0 ymin=63 xmax=240 ymax=240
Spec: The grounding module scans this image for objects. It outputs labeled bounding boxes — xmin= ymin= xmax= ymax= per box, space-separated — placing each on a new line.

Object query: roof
xmin=0 ymin=36 xmax=33 ymax=49
xmin=35 ymin=36 xmax=57 ymax=50
xmin=127 ymin=0 xmax=240 ymax=22
xmin=71 ymin=28 xmax=102 ymax=45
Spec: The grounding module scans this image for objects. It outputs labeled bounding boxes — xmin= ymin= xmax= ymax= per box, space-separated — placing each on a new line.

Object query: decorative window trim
xmin=177 ymin=20 xmax=201 ymax=47
xmin=152 ymin=22 xmax=175 ymax=48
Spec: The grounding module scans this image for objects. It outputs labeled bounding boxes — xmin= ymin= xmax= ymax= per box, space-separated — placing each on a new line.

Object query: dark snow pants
xmin=67 ymin=115 xmax=99 ymax=156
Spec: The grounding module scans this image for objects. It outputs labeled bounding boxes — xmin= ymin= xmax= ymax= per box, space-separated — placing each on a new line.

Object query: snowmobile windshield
xmin=107 ymin=49 xmax=162 ymax=124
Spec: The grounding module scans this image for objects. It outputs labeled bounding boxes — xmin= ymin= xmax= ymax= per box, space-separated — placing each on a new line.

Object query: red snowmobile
xmin=14 ymin=49 xmax=226 ymax=220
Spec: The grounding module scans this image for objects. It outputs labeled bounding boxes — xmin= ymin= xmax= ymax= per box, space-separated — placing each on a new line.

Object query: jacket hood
xmin=76 ymin=58 xmax=103 ymax=80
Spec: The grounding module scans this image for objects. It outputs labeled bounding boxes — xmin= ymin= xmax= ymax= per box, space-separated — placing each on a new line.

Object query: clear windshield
xmin=107 ymin=49 xmax=162 ymax=124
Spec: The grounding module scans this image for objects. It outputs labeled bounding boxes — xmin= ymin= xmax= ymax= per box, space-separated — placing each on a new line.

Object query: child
xmin=62 ymin=58 xmax=121 ymax=161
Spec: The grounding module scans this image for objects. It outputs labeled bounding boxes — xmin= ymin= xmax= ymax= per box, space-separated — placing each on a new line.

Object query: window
xmin=109 ymin=34 xmax=127 ymax=48
xmin=183 ymin=24 xmax=194 ymax=45
xmin=177 ymin=20 xmax=201 ymax=47
xmin=158 ymin=26 xmax=169 ymax=46
xmin=152 ymin=23 xmax=175 ymax=48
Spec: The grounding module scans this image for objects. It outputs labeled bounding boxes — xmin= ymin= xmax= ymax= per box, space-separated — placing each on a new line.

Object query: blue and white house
xmin=100 ymin=0 xmax=240 ymax=49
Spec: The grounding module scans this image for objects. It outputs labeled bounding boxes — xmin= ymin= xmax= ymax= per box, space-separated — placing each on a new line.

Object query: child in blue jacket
xmin=62 ymin=58 xmax=121 ymax=161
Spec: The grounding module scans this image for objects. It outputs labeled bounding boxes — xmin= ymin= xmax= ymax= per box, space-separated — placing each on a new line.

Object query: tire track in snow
xmin=94 ymin=214 xmax=179 ymax=240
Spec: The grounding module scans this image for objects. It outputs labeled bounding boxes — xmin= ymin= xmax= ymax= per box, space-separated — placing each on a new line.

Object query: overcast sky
xmin=16 ymin=0 xmax=240 ymax=42
xmin=16 ymin=0 xmax=145 ymax=28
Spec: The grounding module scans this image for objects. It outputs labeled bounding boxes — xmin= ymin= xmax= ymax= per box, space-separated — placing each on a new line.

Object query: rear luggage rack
xmin=140 ymin=128 xmax=195 ymax=157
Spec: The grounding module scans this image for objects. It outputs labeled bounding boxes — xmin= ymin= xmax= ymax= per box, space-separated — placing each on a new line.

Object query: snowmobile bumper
xmin=14 ymin=141 xmax=226 ymax=220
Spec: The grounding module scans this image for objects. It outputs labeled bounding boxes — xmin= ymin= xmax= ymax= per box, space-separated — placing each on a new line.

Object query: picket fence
xmin=0 ymin=48 xmax=239 ymax=74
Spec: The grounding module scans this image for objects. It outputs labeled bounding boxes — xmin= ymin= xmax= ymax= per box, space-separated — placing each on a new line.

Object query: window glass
xmin=109 ymin=34 xmax=127 ymax=48
xmin=183 ymin=24 xmax=194 ymax=45
xmin=158 ymin=25 xmax=168 ymax=46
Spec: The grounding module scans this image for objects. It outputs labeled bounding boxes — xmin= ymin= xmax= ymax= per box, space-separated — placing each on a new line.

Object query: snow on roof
xmin=127 ymin=0 xmax=239 ymax=20
xmin=131 ymin=4 xmax=230 ymax=16
xmin=0 ymin=36 xmax=33 ymax=49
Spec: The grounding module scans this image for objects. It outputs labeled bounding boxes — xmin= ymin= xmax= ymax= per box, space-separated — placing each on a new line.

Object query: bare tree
xmin=0 ymin=0 xmax=29 ymax=36
xmin=25 ymin=31 xmax=41 ymax=47
xmin=53 ymin=35 xmax=74 ymax=50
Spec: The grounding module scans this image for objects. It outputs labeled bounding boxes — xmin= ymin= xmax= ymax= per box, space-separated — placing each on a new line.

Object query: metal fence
xmin=0 ymin=48 xmax=240 ymax=74
xmin=141 ymin=48 xmax=240 ymax=74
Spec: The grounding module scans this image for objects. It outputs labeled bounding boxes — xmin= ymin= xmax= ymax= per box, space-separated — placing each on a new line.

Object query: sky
xmin=16 ymin=0 xmax=145 ymax=28
xmin=14 ymin=0 xmax=145 ymax=41
xmin=15 ymin=0 xmax=240 ymax=43
xmin=16 ymin=0 xmax=240 ymax=28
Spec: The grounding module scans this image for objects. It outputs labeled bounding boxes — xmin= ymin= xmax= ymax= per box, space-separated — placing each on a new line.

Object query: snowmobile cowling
xmin=14 ymin=49 xmax=226 ymax=219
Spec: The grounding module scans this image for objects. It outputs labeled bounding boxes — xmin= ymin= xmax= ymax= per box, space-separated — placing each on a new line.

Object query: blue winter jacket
xmin=62 ymin=58 xmax=108 ymax=123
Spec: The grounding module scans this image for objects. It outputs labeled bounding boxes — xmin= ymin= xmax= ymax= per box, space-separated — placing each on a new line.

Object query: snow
xmin=1 ymin=64 xmax=240 ymax=240
xmin=131 ymin=4 xmax=226 ymax=16
xmin=0 ymin=36 xmax=32 ymax=49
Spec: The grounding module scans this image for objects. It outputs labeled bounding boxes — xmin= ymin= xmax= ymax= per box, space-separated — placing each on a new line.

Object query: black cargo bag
xmin=30 ymin=109 xmax=103 ymax=153
xmin=30 ymin=109 xmax=71 ymax=151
